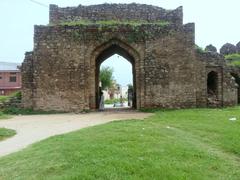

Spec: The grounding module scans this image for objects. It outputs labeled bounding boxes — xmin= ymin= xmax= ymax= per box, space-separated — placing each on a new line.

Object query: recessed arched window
xmin=231 ymin=73 xmax=240 ymax=104
xmin=207 ymin=71 xmax=218 ymax=96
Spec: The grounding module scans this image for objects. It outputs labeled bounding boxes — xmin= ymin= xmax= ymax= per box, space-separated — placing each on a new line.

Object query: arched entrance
xmin=231 ymin=73 xmax=240 ymax=104
xmin=207 ymin=71 xmax=219 ymax=107
xmin=89 ymin=39 xmax=140 ymax=110
xmin=96 ymin=45 xmax=136 ymax=109
xmin=207 ymin=71 xmax=218 ymax=97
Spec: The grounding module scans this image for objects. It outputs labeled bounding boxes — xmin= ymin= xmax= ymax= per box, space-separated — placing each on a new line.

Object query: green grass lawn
xmin=0 ymin=128 xmax=16 ymax=141
xmin=0 ymin=107 xmax=240 ymax=179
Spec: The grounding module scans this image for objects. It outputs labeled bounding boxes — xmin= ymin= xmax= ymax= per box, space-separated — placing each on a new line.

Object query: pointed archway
xmin=89 ymin=39 xmax=141 ymax=110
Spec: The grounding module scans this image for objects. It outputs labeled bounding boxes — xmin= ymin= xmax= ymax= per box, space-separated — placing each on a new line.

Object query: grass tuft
xmin=0 ymin=128 xmax=16 ymax=141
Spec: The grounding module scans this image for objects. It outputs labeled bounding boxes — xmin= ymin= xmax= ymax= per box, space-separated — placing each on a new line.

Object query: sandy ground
xmin=0 ymin=111 xmax=152 ymax=157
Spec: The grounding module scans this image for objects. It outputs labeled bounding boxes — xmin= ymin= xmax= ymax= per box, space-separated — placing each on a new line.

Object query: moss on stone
xmin=49 ymin=20 xmax=170 ymax=27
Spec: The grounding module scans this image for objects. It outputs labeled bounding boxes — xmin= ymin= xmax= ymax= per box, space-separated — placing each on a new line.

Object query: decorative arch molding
xmin=91 ymin=38 xmax=141 ymax=65
xmin=88 ymin=38 xmax=142 ymax=109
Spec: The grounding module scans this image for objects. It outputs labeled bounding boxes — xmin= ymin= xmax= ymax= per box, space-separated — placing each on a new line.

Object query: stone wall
xmin=49 ymin=4 xmax=183 ymax=25
xmin=21 ymin=3 xmax=238 ymax=112
xmin=143 ymin=23 xmax=196 ymax=108
xmin=195 ymin=51 xmax=237 ymax=107
xmin=21 ymin=51 xmax=34 ymax=108
xmin=22 ymin=21 xmax=198 ymax=112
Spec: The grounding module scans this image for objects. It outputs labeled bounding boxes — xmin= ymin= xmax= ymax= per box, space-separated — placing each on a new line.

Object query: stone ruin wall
xmin=22 ymin=22 xmax=198 ymax=112
xmin=195 ymin=51 xmax=237 ymax=107
xmin=49 ymin=4 xmax=183 ymax=25
xmin=21 ymin=3 xmax=238 ymax=112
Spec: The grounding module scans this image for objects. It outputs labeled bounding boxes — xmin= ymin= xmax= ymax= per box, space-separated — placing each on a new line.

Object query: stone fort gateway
xmin=22 ymin=3 xmax=238 ymax=112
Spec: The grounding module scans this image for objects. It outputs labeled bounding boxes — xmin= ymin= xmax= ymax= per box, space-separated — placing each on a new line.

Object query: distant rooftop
xmin=0 ymin=62 xmax=21 ymax=71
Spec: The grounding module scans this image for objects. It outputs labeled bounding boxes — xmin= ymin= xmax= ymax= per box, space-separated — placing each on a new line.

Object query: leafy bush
xmin=0 ymin=96 xmax=9 ymax=103
xmin=195 ymin=45 xmax=205 ymax=53
xmin=11 ymin=91 xmax=22 ymax=100
xmin=105 ymin=99 xmax=119 ymax=104
xmin=225 ymin=53 xmax=240 ymax=61
xmin=0 ymin=128 xmax=16 ymax=141
xmin=0 ymin=91 xmax=22 ymax=103
xmin=229 ymin=61 xmax=240 ymax=67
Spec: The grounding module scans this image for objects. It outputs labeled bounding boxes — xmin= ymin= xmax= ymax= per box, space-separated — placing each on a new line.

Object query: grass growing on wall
xmin=195 ymin=45 xmax=205 ymax=53
xmin=50 ymin=20 xmax=170 ymax=27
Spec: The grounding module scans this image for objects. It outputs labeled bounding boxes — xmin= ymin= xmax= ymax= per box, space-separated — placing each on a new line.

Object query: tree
xmin=100 ymin=66 xmax=114 ymax=90
xmin=127 ymin=84 xmax=133 ymax=90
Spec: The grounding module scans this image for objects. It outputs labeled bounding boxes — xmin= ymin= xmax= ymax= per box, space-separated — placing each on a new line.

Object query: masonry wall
xmin=143 ymin=23 xmax=196 ymax=108
xmin=22 ymin=52 xmax=34 ymax=108
xmin=22 ymin=4 xmax=238 ymax=112
xmin=49 ymin=4 xmax=183 ymax=25
xmin=22 ymin=22 xmax=201 ymax=112
xmin=195 ymin=51 xmax=238 ymax=107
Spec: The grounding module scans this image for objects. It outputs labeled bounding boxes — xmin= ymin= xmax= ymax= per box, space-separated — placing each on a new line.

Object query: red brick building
xmin=0 ymin=62 xmax=21 ymax=95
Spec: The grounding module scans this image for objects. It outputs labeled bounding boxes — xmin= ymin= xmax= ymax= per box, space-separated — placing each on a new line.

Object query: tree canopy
xmin=100 ymin=66 xmax=114 ymax=90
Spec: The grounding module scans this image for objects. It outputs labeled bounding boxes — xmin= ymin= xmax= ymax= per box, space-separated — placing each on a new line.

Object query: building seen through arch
xmin=98 ymin=53 xmax=134 ymax=109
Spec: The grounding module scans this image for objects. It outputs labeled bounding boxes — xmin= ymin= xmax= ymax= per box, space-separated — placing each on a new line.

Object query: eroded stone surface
xmin=205 ymin=44 xmax=217 ymax=53
xmin=220 ymin=43 xmax=237 ymax=55
xmin=21 ymin=4 xmax=238 ymax=112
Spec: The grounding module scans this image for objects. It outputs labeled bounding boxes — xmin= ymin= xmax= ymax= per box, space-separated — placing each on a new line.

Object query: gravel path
xmin=0 ymin=111 xmax=151 ymax=157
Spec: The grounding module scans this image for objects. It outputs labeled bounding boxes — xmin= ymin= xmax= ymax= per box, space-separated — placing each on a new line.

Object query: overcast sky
xmin=0 ymin=0 xmax=239 ymax=85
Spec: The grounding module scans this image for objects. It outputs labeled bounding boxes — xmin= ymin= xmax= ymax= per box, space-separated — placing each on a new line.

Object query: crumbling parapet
xmin=21 ymin=3 xmax=238 ymax=112
xmin=49 ymin=4 xmax=183 ymax=25
xmin=195 ymin=50 xmax=238 ymax=107
xmin=21 ymin=51 xmax=34 ymax=108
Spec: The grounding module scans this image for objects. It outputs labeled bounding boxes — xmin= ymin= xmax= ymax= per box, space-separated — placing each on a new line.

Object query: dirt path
xmin=0 ymin=111 xmax=151 ymax=157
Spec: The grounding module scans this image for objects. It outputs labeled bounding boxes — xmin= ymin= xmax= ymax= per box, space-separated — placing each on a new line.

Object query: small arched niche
xmin=207 ymin=71 xmax=218 ymax=97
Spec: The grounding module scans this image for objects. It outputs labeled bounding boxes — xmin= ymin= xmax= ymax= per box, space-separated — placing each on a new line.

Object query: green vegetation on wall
xmin=195 ymin=45 xmax=205 ymax=53
xmin=50 ymin=19 xmax=171 ymax=43
xmin=225 ymin=53 xmax=240 ymax=67
xmin=50 ymin=20 xmax=170 ymax=27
